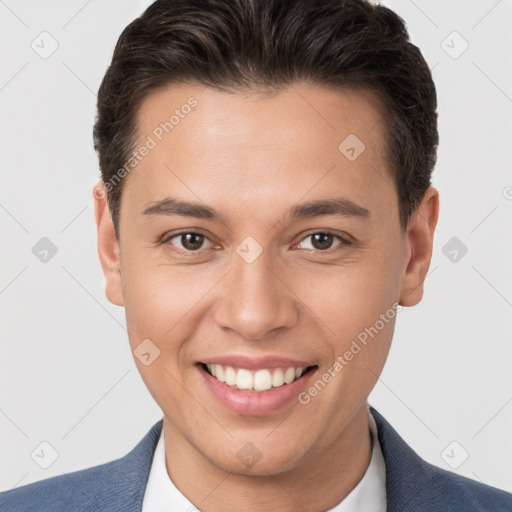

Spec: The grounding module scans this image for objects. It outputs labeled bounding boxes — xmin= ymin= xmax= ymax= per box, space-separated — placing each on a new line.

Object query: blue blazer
xmin=1 ymin=407 xmax=511 ymax=511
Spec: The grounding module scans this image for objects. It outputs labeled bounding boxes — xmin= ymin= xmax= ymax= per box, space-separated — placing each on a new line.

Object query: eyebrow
xmin=141 ymin=196 xmax=370 ymax=222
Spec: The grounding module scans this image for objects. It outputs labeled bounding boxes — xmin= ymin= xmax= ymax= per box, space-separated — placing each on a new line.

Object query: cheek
xmin=121 ymin=264 xmax=196 ymax=406
xmin=295 ymin=253 xmax=400 ymax=332
xmin=121 ymin=252 xmax=189 ymax=325
xmin=123 ymin=276 xmax=170 ymax=340
xmin=120 ymin=257 xmax=218 ymax=373
xmin=290 ymin=245 xmax=401 ymax=383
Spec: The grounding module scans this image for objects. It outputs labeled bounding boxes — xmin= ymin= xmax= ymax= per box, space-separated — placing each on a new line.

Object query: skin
xmin=94 ymin=82 xmax=439 ymax=511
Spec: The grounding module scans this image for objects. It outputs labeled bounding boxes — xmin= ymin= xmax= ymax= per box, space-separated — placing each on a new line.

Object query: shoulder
xmin=370 ymin=406 xmax=512 ymax=511
xmin=0 ymin=459 xmax=116 ymax=512
xmin=423 ymin=462 xmax=512 ymax=511
xmin=0 ymin=420 xmax=162 ymax=512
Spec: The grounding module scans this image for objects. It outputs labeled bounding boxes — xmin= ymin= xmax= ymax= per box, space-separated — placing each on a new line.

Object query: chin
xmin=203 ymin=440 xmax=311 ymax=477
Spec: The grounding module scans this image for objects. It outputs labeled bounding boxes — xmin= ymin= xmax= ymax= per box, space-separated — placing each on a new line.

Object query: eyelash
xmin=160 ymin=229 xmax=352 ymax=255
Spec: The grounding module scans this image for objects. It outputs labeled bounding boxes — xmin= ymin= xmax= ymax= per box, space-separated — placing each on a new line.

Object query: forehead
xmin=135 ymin=81 xmax=386 ymax=157
xmin=123 ymin=82 xmax=395 ymax=225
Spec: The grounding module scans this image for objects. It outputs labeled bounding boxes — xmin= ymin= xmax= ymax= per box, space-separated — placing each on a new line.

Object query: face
xmin=95 ymin=82 xmax=438 ymax=476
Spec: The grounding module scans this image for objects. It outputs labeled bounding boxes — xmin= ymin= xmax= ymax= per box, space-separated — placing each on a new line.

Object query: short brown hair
xmin=93 ymin=0 xmax=438 ymax=240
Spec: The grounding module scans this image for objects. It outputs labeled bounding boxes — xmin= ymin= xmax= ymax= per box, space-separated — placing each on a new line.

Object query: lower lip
xmin=198 ymin=364 xmax=317 ymax=416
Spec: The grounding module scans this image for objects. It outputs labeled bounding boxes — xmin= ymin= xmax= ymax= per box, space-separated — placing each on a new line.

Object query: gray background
xmin=1 ymin=0 xmax=511 ymax=495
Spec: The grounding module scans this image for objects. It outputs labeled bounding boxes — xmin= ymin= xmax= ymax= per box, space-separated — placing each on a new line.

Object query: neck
xmin=162 ymin=404 xmax=372 ymax=512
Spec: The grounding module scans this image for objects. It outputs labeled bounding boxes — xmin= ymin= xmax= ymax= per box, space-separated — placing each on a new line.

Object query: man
xmin=1 ymin=0 xmax=511 ymax=510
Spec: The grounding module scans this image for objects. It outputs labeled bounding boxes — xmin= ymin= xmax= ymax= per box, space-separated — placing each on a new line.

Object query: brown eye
xmin=298 ymin=232 xmax=346 ymax=251
xmin=180 ymin=233 xmax=204 ymax=251
xmin=166 ymin=232 xmax=214 ymax=252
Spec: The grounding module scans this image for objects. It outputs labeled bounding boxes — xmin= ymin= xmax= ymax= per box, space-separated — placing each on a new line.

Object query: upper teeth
xmin=206 ymin=364 xmax=306 ymax=391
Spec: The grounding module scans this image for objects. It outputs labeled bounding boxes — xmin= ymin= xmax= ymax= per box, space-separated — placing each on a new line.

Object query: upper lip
xmin=199 ymin=355 xmax=315 ymax=370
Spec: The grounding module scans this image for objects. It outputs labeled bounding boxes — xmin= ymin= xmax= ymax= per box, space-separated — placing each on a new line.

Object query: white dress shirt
xmin=142 ymin=407 xmax=386 ymax=511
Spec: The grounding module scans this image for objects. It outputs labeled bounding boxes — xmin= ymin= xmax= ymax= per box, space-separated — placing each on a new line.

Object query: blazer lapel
xmin=370 ymin=406 xmax=439 ymax=512
xmin=74 ymin=419 xmax=163 ymax=511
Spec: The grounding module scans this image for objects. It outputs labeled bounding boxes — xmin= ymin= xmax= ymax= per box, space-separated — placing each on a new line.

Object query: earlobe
xmin=399 ymin=186 xmax=440 ymax=307
xmin=93 ymin=181 xmax=124 ymax=307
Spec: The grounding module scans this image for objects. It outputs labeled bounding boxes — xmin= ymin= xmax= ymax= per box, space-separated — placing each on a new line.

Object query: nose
xmin=212 ymin=248 xmax=300 ymax=341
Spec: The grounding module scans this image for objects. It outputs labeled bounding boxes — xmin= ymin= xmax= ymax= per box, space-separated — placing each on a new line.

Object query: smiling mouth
xmin=199 ymin=362 xmax=317 ymax=392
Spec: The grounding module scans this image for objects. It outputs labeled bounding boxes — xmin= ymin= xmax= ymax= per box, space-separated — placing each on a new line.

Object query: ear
xmin=93 ymin=181 xmax=124 ymax=307
xmin=399 ymin=186 xmax=440 ymax=307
